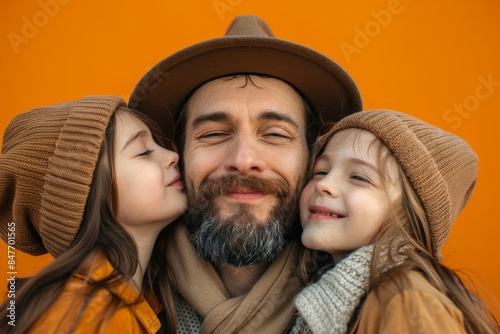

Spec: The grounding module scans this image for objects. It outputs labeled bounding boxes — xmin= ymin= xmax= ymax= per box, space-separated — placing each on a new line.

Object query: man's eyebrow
xmin=191 ymin=110 xmax=300 ymax=130
xmin=192 ymin=112 xmax=232 ymax=130
xmin=121 ymin=130 xmax=147 ymax=152
xmin=258 ymin=111 xmax=299 ymax=130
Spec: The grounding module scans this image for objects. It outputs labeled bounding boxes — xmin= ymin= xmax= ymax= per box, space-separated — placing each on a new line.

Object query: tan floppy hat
xmin=330 ymin=110 xmax=478 ymax=260
xmin=0 ymin=96 xmax=125 ymax=257
xmin=128 ymin=15 xmax=362 ymax=142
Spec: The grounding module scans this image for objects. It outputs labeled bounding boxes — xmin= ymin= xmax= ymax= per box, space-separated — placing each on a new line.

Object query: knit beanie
xmin=329 ymin=109 xmax=478 ymax=260
xmin=0 ymin=96 xmax=125 ymax=257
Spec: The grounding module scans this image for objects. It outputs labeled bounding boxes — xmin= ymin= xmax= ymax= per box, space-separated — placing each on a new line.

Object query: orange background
xmin=1 ymin=0 xmax=499 ymax=320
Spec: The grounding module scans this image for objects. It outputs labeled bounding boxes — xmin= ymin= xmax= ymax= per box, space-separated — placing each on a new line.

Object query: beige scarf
xmin=166 ymin=221 xmax=303 ymax=334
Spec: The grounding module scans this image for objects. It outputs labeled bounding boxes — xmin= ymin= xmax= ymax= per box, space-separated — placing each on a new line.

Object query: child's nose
xmin=161 ymin=148 xmax=179 ymax=168
xmin=315 ymin=174 xmax=340 ymax=197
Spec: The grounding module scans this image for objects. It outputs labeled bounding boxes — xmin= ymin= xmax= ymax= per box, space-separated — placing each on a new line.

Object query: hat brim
xmin=128 ymin=35 xmax=362 ymax=142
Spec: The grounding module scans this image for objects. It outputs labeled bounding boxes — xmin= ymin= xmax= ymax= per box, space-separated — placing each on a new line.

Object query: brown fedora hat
xmin=128 ymin=15 xmax=362 ymax=142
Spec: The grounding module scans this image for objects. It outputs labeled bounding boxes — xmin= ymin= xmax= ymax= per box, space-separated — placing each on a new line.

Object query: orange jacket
xmin=30 ymin=256 xmax=161 ymax=333
xmin=353 ymin=270 xmax=466 ymax=333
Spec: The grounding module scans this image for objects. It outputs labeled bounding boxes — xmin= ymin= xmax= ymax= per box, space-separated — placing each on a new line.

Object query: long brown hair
xmin=0 ymin=107 xmax=177 ymax=333
xmin=370 ymin=163 xmax=499 ymax=334
xmin=300 ymin=127 xmax=498 ymax=333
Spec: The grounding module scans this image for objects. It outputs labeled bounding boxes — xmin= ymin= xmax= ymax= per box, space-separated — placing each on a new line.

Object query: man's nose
xmin=223 ymin=136 xmax=266 ymax=175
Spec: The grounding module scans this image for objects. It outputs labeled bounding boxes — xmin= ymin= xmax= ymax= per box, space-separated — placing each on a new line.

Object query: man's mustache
xmin=197 ymin=175 xmax=290 ymax=199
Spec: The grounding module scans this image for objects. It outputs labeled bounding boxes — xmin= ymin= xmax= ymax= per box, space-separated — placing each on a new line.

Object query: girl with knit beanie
xmin=293 ymin=109 xmax=498 ymax=333
xmin=0 ymin=96 xmax=186 ymax=333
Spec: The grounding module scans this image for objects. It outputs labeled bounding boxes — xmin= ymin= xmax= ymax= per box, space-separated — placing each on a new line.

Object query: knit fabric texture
xmin=330 ymin=110 xmax=478 ymax=259
xmin=294 ymin=245 xmax=374 ymax=334
xmin=0 ymin=96 xmax=125 ymax=256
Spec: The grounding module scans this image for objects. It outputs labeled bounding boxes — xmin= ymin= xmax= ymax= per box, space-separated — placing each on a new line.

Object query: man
xmin=129 ymin=15 xmax=362 ymax=333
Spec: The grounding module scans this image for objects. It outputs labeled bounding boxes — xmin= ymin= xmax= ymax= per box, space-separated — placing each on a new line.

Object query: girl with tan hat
xmin=0 ymin=96 xmax=186 ymax=333
xmin=293 ymin=109 xmax=498 ymax=333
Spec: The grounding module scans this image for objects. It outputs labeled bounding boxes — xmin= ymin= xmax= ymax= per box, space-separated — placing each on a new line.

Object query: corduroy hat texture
xmin=330 ymin=109 xmax=478 ymax=260
xmin=0 ymin=96 xmax=125 ymax=257
xmin=128 ymin=14 xmax=362 ymax=143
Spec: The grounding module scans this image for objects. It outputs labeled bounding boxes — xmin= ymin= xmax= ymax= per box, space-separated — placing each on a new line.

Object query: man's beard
xmin=185 ymin=175 xmax=301 ymax=269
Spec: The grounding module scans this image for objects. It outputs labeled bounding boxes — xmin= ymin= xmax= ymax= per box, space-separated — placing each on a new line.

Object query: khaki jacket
xmin=294 ymin=246 xmax=467 ymax=334
xmin=30 ymin=256 xmax=160 ymax=333
xmin=353 ymin=271 xmax=466 ymax=333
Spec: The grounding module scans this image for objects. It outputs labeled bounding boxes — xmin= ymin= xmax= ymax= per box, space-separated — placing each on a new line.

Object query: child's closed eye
xmin=137 ymin=149 xmax=154 ymax=157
